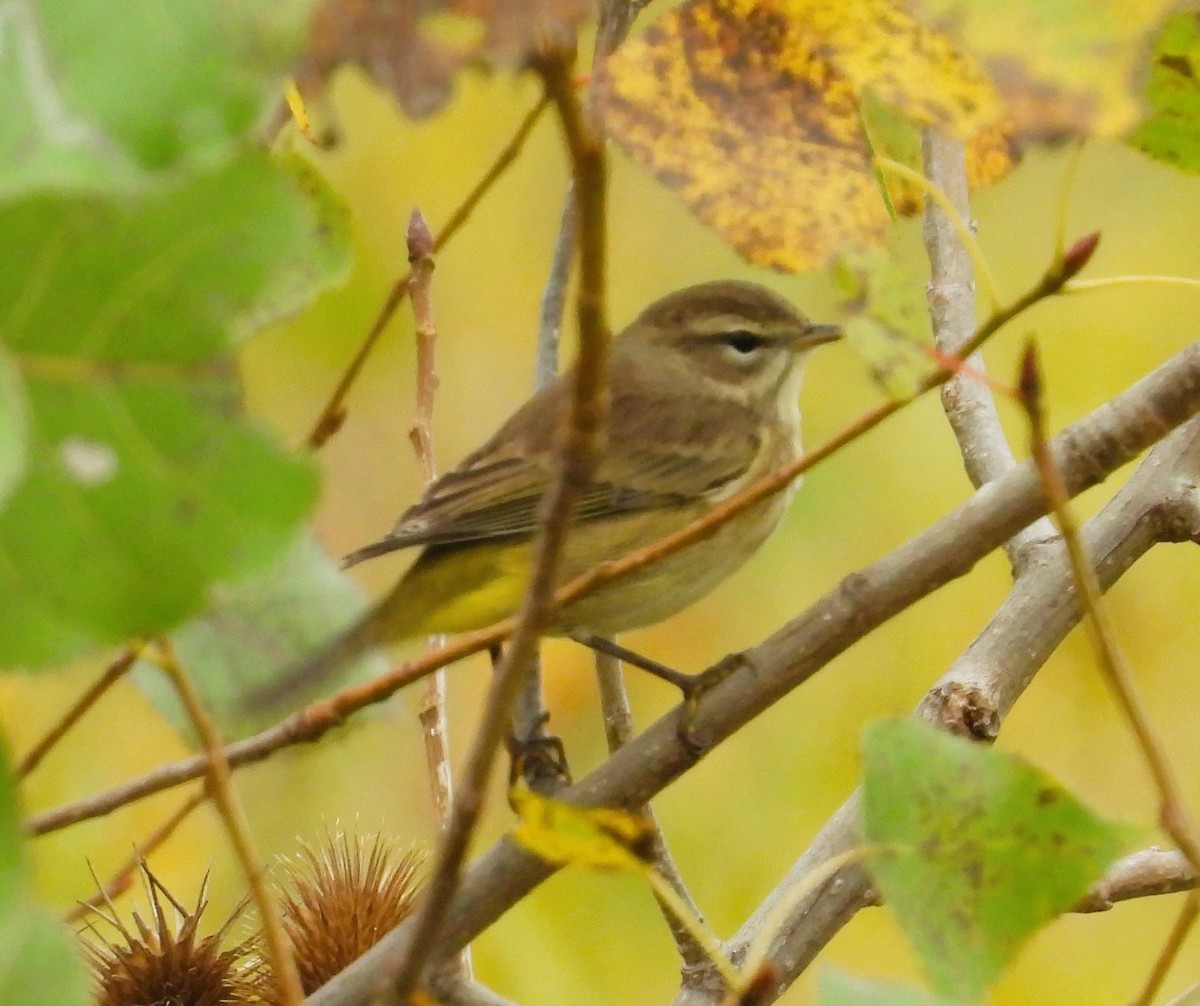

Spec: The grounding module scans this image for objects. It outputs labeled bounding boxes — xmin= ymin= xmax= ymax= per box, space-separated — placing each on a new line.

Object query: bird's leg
xmin=568 ymin=631 xmax=698 ymax=695
xmin=569 ymin=632 xmax=747 ymax=748
xmin=493 ymin=644 xmax=571 ymax=792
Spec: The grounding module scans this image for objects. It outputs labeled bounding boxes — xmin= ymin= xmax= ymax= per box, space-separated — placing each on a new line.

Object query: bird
xmin=255 ymin=280 xmax=839 ymax=706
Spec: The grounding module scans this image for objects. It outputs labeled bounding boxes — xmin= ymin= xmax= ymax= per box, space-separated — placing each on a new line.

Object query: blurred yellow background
xmin=7 ymin=64 xmax=1200 ymax=1005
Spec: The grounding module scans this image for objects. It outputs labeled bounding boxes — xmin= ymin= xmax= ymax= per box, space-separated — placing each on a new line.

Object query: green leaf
xmin=0 ymin=741 xmax=24 ymax=906
xmin=832 ymin=249 xmax=933 ymax=400
xmin=0 ymin=349 xmax=29 ymax=510
xmin=0 ymin=152 xmax=349 ymax=360
xmin=0 ymin=908 xmax=91 ymax=1006
xmin=133 ymin=534 xmax=387 ymax=736
xmin=842 ymin=316 xmax=930 ymax=400
xmin=0 ymin=0 xmax=313 ymax=196
xmin=1129 ymin=12 xmax=1200 ymax=174
xmin=820 ymin=969 xmax=964 ymax=1006
xmin=0 ymin=743 xmax=89 ymax=1006
xmin=861 ymin=719 xmax=1135 ymax=1003
xmin=0 ymin=152 xmax=355 ymax=668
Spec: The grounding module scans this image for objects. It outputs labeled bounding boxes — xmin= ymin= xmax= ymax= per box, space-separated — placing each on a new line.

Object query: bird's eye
xmin=720 ymin=330 xmax=767 ymax=354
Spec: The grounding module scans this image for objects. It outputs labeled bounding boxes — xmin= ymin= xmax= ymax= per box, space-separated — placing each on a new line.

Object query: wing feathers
xmin=343 ymin=368 xmax=764 ymax=564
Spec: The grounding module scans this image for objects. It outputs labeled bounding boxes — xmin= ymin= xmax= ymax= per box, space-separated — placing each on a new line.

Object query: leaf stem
xmin=15 ymin=644 xmax=142 ymax=779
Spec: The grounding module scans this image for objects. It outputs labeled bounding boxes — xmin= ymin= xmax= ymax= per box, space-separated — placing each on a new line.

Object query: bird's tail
xmin=247 ymin=605 xmax=384 ymax=712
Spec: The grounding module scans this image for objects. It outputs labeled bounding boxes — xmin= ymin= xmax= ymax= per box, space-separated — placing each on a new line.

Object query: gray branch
xmin=1075 ymin=848 xmax=1197 ymax=913
xmin=922 ymin=128 xmax=1056 ymax=572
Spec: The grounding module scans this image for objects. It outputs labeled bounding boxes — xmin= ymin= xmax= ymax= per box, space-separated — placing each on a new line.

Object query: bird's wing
xmin=343 ymin=376 xmax=763 ymax=565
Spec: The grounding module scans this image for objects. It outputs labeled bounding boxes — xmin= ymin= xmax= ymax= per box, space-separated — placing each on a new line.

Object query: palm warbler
xmin=264 ymin=281 xmax=838 ymax=701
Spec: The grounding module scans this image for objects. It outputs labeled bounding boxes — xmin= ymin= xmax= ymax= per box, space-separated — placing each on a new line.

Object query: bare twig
xmin=407 ymin=210 xmax=439 ymax=486
xmin=1022 ymin=344 xmax=1200 ymax=1004
xmin=594 ymin=649 xmax=716 ymax=977
xmin=306 ymin=96 xmax=550 ymax=448
xmin=16 ymin=645 xmax=141 ymax=779
xmin=65 ymin=787 xmax=208 ymax=924
xmin=406 ymin=209 xmax=454 ymax=826
xmin=386 ymin=48 xmax=611 ymax=1001
xmin=535 ymin=188 xmax=577 ymax=389
xmin=514 ymin=185 xmax=578 ymax=749
xmin=921 ymin=129 xmax=1055 ymax=574
xmin=1165 ymin=978 xmax=1200 ymax=1006
xmin=1023 ymin=349 xmax=1200 ymax=867
xmin=515 ymin=0 xmax=638 ymax=757
xmin=405 ymin=209 xmax=468 ymax=972
xmin=1135 ymin=890 xmax=1200 ymax=1006
xmin=1075 ymin=848 xmax=1197 ymax=913
xmin=304 ymin=343 xmax=1200 ymax=1006
xmin=149 ymin=640 xmax=304 ymax=1006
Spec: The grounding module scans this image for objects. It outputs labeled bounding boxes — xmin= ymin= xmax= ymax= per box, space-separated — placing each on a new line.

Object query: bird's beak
xmin=798 ymin=323 xmax=842 ymax=349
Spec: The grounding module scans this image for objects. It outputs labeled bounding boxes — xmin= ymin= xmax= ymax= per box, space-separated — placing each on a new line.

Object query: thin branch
xmin=149 ymin=640 xmax=304 ymax=1006
xmin=405 ymin=208 xmax=469 ymax=980
xmin=385 ymin=47 xmax=611 ymax=1001
xmin=536 ymin=191 xmax=576 ymax=392
xmin=1165 ymin=978 xmax=1200 ymax=1006
xmin=1134 ymin=890 xmax=1200 ymax=1006
xmin=1075 ymin=848 xmax=1197 ymax=913
xmin=594 ymin=649 xmax=635 ymax=751
xmin=16 ymin=644 xmax=141 ymax=779
xmin=1023 ymin=345 xmax=1200 ymax=1005
xmin=1023 ymin=345 xmax=1200 ymax=869
xmin=407 ymin=209 xmax=440 ymax=486
xmin=405 ymin=208 xmax=454 ymax=825
xmin=514 ymin=185 xmax=578 ymax=749
xmin=920 ymin=129 xmax=1056 ymax=574
xmin=304 ymin=342 xmax=1200 ymax=1006
xmin=594 ymin=648 xmax=716 ymax=977
xmin=515 ymin=0 xmax=638 ymax=757
xmin=64 ymin=787 xmax=207 ymax=924
xmin=306 ymin=96 xmax=550 ymax=448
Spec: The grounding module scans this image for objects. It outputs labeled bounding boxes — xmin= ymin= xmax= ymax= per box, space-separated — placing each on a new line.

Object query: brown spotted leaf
xmin=862 ymin=719 xmax=1136 ymax=1002
xmin=599 ymin=0 xmax=1001 ymax=271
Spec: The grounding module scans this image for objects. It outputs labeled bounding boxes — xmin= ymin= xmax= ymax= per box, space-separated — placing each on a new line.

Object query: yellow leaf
xmin=750 ymin=0 xmax=999 ymax=133
xmin=600 ymin=0 xmax=1000 ymax=271
xmin=509 ymin=784 xmax=654 ymax=872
